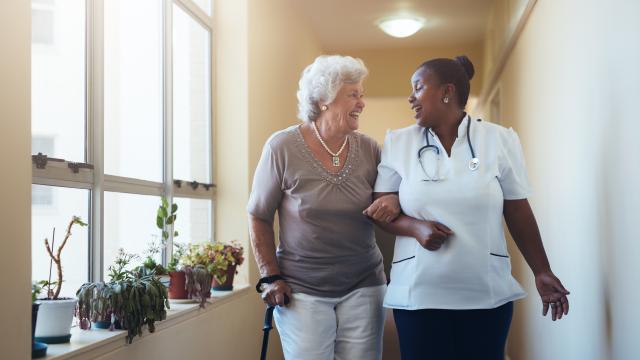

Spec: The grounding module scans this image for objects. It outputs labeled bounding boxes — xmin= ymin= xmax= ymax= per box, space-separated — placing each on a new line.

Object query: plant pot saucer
xmin=212 ymin=286 xmax=233 ymax=291
xmin=93 ymin=320 xmax=123 ymax=330
xmin=32 ymin=341 xmax=47 ymax=358
xmin=35 ymin=334 xmax=71 ymax=344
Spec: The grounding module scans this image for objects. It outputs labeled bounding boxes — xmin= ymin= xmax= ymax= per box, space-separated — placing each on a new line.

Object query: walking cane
xmin=259 ymin=295 xmax=289 ymax=360
xmin=260 ymin=305 xmax=275 ymax=360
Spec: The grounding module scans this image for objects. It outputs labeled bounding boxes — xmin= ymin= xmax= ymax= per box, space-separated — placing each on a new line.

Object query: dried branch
xmin=43 ymin=216 xmax=87 ymax=299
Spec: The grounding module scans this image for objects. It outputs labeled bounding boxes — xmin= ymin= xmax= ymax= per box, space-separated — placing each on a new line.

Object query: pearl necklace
xmin=311 ymin=121 xmax=348 ymax=167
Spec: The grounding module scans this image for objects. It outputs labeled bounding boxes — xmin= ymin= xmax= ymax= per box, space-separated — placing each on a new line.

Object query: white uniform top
xmin=375 ymin=115 xmax=531 ymax=310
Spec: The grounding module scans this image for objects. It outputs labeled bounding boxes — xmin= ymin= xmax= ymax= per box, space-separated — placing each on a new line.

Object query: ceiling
xmin=291 ymin=0 xmax=495 ymax=51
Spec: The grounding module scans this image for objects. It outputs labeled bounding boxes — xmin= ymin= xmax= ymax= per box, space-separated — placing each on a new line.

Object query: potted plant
xmin=32 ymin=282 xmax=47 ymax=358
xmin=76 ymin=250 xmax=138 ymax=330
xmin=35 ymin=216 xmax=87 ymax=344
xmin=180 ymin=244 xmax=214 ymax=308
xmin=76 ymin=249 xmax=170 ymax=344
xmin=167 ymin=242 xmax=189 ymax=299
xmin=137 ymin=238 xmax=171 ymax=290
xmin=206 ymin=241 xmax=245 ymax=291
xmin=154 ymin=197 xmax=188 ymax=299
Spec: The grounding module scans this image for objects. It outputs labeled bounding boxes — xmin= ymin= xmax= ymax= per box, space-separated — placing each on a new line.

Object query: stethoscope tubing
xmin=417 ymin=114 xmax=480 ymax=180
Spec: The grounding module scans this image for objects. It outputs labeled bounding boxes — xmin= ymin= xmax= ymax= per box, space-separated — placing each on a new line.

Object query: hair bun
xmin=454 ymin=55 xmax=475 ymax=80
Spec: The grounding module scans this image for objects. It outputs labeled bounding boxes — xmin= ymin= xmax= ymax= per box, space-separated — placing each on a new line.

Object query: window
xmin=31 ymin=0 xmax=85 ymax=163
xmin=32 ymin=137 xmax=54 ymax=205
xmin=173 ymin=4 xmax=212 ymax=184
xmin=32 ymin=186 xmax=90 ymax=298
xmin=32 ymin=0 xmax=55 ymax=45
xmin=190 ymin=0 xmax=211 ymax=16
xmin=104 ymin=0 xmax=164 ymax=182
xmin=31 ymin=0 xmax=215 ymax=284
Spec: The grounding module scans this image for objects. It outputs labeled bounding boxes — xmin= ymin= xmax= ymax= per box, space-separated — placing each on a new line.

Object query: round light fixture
xmin=377 ymin=17 xmax=425 ymax=38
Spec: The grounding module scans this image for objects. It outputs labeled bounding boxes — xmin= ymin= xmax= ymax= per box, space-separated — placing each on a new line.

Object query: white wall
xmin=598 ymin=1 xmax=640 ymax=358
xmin=479 ymin=0 xmax=640 ymax=359
xmin=0 ymin=1 xmax=31 ymax=358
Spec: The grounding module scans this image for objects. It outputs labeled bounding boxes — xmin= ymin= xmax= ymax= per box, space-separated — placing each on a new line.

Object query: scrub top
xmin=375 ymin=115 xmax=531 ymax=310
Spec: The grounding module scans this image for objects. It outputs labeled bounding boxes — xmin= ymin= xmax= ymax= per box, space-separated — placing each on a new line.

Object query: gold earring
xmin=321 ymin=105 xmax=328 ymax=111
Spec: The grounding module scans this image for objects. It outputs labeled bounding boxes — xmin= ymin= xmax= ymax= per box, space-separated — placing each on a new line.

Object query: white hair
xmin=296 ymin=55 xmax=368 ymax=122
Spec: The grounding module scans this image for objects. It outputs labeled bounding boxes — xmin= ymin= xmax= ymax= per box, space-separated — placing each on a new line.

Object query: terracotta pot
xmin=212 ymin=265 xmax=236 ymax=291
xmin=168 ymin=271 xmax=188 ymax=299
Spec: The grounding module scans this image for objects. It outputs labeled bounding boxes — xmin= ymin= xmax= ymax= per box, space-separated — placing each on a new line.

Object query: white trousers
xmin=274 ymin=285 xmax=386 ymax=360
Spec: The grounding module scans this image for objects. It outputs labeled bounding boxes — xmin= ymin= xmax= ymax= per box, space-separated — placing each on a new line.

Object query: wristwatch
xmin=255 ymin=274 xmax=285 ymax=293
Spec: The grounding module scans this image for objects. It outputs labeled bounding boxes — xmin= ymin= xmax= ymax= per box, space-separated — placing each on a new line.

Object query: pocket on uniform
xmin=392 ymin=255 xmax=415 ymax=264
xmin=490 ymin=252 xmax=509 ymax=258
xmin=391 ymin=236 xmax=417 ymax=264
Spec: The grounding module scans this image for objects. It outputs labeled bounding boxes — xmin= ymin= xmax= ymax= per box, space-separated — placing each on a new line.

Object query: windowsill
xmin=42 ymin=285 xmax=250 ymax=360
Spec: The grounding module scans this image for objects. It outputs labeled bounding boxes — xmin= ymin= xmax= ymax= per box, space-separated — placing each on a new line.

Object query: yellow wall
xmin=358 ymin=97 xmax=414 ymax=144
xmin=0 ymin=1 xmax=32 ymax=358
xmin=247 ymin=0 xmax=323 ymax=178
xmin=478 ymin=0 xmax=640 ymax=359
xmin=344 ymin=44 xmax=484 ymax=99
xmin=483 ymin=0 xmax=529 ymax=89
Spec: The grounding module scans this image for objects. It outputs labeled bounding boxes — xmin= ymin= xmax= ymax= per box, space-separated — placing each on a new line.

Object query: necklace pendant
xmin=332 ymin=156 xmax=340 ymax=167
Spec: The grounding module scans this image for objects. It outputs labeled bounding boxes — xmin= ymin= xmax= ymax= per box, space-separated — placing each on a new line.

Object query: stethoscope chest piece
xmin=469 ymin=157 xmax=480 ymax=171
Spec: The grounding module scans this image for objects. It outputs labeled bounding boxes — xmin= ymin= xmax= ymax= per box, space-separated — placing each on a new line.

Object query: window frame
xmin=31 ymin=0 xmax=216 ymax=282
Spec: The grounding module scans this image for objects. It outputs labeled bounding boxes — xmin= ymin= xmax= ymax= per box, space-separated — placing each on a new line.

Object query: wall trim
xmin=477 ymin=0 xmax=538 ymax=111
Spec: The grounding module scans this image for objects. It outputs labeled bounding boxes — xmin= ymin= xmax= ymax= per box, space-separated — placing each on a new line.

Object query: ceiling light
xmin=377 ymin=17 xmax=425 ymax=38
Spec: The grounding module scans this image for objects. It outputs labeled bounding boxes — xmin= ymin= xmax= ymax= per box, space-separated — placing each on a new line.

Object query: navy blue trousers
xmin=393 ymin=302 xmax=513 ymax=360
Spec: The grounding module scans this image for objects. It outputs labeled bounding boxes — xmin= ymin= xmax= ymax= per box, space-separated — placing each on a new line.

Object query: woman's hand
xmin=261 ymin=279 xmax=293 ymax=307
xmin=363 ymin=194 xmax=401 ymax=223
xmin=535 ymin=271 xmax=570 ymax=321
xmin=412 ymin=220 xmax=454 ymax=251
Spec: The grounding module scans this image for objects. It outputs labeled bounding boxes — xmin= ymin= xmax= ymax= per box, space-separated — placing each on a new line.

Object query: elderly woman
xmin=247 ymin=55 xmax=397 ymax=359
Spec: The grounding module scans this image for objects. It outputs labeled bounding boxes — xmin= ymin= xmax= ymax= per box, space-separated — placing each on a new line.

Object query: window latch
xmin=67 ymin=162 xmax=94 ymax=173
xmin=173 ymin=179 xmax=215 ymax=191
xmin=32 ymin=152 xmax=65 ymax=169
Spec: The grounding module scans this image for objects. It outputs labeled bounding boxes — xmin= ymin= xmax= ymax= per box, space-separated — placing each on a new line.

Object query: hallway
xmin=1 ymin=0 xmax=639 ymax=359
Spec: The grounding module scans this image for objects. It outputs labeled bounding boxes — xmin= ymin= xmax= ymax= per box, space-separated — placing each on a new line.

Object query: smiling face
xmin=408 ymin=67 xmax=447 ymax=128
xmin=324 ymin=82 xmax=365 ymax=132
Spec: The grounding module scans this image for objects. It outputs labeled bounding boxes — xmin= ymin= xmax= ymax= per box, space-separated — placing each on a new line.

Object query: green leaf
xmin=161 ymin=197 xmax=169 ymax=208
xmin=163 ymin=231 xmax=169 ymax=240
xmin=73 ymin=217 xmax=88 ymax=227
xmin=173 ymin=230 xmax=179 ymax=237
xmin=171 ymin=203 xmax=178 ymax=214
xmin=156 ymin=217 xmax=164 ymax=229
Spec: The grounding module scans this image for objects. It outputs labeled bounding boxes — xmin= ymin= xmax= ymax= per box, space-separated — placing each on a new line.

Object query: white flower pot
xmin=35 ymin=298 xmax=77 ymax=343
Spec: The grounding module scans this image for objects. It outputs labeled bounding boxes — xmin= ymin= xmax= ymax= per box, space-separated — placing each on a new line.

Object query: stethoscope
xmin=417 ymin=114 xmax=479 ymax=181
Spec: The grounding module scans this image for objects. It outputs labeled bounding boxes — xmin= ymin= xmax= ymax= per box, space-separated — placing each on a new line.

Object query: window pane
xmin=31 ymin=0 xmax=85 ymax=162
xmin=173 ymin=197 xmax=212 ymax=245
xmin=190 ymin=0 xmax=212 ymax=16
xmin=104 ymin=0 xmax=163 ymax=181
xmin=104 ymin=192 xmax=161 ymax=279
xmin=173 ymin=5 xmax=212 ymax=183
xmin=32 ymin=186 xmax=89 ymax=299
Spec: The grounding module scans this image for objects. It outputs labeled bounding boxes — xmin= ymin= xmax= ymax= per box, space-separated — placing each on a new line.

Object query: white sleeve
xmin=374 ymin=131 xmax=402 ymax=192
xmin=498 ymin=128 xmax=533 ymax=200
